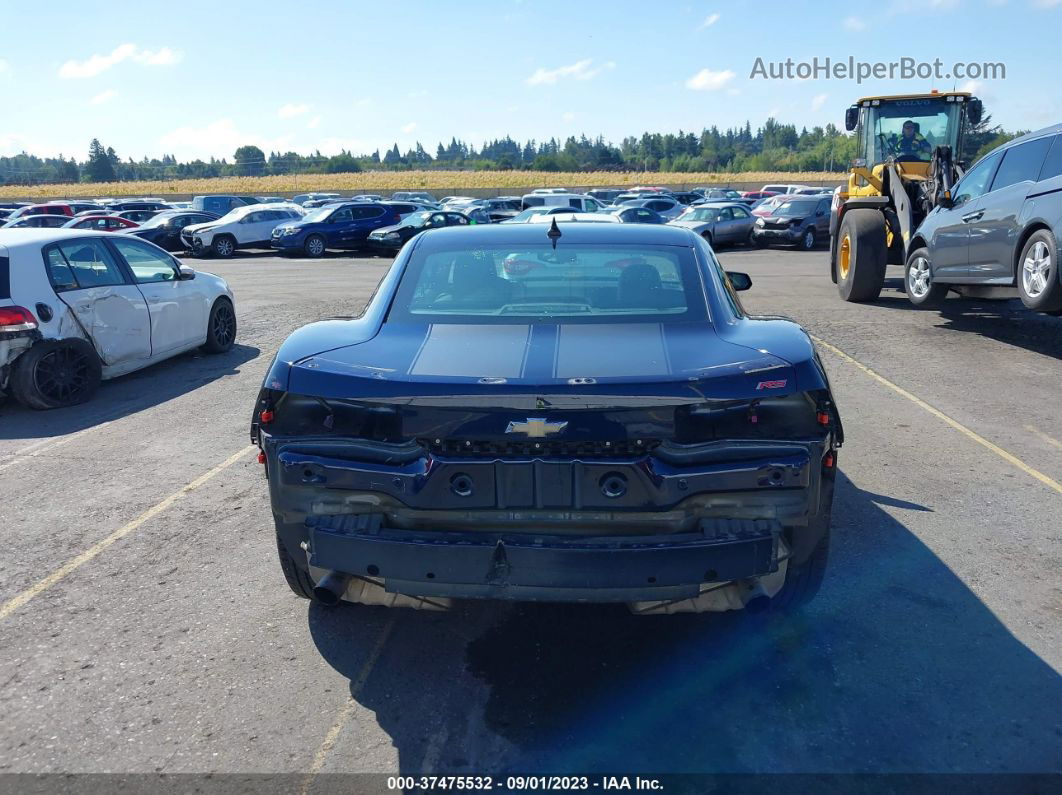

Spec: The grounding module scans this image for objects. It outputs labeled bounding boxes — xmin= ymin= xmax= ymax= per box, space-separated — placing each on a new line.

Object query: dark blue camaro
xmin=253 ymin=223 xmax=843 ymax=614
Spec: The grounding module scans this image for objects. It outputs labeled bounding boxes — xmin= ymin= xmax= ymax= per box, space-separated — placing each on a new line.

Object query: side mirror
xmin=726 ymin=271 xmax=752 ymax=291
xmin=967 ymin=98 xmax=983 ymax=127
xmin=178 ymin=265 xmax=196 ymax=280
xmin=844 ymin=106 xmax=859 ymax=132
xmin=937 ymin=191 xmax=953 ymax=209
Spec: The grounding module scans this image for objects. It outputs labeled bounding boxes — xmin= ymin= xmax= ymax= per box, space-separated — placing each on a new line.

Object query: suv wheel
xmin=904 ymin=247 xmax=949 ymax=307
xmin=1017 ymin=230 xmax=1062 ymax=313
xmin=800 ymin=228 xmax=816 ymax=251
xmin=304 ymin=234 xmax=326 ymax=257
xmin=10 ymin=339 xmax=102 ymax=410
xmin=212 ymin=235 xmax=236 ymax=258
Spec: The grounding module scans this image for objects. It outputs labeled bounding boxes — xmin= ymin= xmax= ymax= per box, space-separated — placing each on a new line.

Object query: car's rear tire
xmin=304 ymin=234 xmax=326 ymax=258
xmin=1017 ymin=230 xmax=1062 ymax=313
xmin=212 ymin=235 xmax=236 ymax=258
xmin=10 ymin=339 xmax=102 ymax=410
xmin=904 ymin=247 xmax=949 ymax=308
xmin=836 ymin=209 xmax=887 ymax=302
xmin=275 ymin=529 xmax=318 ymax=601
xmin=771 ymin=529 xmax=829 ymax=611
xmin=201 ymin=298 xmax=236 ymax=354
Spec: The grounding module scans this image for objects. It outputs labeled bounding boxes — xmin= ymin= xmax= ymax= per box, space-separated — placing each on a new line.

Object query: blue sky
xmin=0 ymin=0 xmax=1058 ymax=162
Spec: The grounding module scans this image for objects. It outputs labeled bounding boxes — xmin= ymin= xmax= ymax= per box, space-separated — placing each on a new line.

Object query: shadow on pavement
xmin=308 ymin=471 xmax=1061 ymax=774
xmin=843 ymin=280 xmax=1062 ymax=360
xmin=0 ymin=342 xmax=259 ymax=440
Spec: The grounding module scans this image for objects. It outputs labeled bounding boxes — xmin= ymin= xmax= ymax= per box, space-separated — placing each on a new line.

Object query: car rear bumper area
xmin=290 ymin=515 xmax=783 ymax=604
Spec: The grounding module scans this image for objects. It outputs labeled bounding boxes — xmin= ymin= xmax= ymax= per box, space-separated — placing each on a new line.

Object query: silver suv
xmin=905 ymin=123 xmax=1062 ymax=314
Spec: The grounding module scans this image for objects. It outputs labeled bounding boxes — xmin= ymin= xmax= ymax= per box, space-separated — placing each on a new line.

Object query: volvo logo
xmin=505 ymin=418 xmax=568 ymax=438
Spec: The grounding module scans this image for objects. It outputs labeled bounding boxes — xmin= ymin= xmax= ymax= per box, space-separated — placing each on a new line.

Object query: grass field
xmin=0 ymin=170 xmax=846 ymax=199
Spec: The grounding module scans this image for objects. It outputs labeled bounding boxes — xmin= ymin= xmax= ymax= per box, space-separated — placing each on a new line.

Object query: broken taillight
xmin=0 ymin=306 xmax=38 ymax=331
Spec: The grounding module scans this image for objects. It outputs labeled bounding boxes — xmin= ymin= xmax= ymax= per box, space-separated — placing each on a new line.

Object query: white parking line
xmin=0 ymin=445 xmax=256 ymax=622
xmin=813 ymin=336 xmax=1062 ymax=496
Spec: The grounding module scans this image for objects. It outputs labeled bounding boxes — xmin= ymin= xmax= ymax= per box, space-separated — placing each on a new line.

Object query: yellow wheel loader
xmin=829 ymin=91 xmax=983 ymax=301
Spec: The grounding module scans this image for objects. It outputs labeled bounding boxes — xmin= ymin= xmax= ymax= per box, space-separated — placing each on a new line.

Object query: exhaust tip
xmin=313 ymin=571 xmax=351 ymax=607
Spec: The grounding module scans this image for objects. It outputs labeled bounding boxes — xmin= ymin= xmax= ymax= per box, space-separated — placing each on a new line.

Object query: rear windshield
xmin=388 ymin=243 xmax=706 ymax=324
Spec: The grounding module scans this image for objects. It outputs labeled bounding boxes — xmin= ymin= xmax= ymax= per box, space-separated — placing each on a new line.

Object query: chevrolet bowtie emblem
xmin=505 ymin=418 xmax=568 ymax=438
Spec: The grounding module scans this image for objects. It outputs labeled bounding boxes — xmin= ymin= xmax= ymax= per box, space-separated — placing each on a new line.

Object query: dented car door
xmin=43 ymin=239 xmax=151 ymax=367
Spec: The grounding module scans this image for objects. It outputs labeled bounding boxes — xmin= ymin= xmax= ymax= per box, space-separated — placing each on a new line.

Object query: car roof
xmin=0 ymin=228 xmax=114 ymax=252
xmin=992 ymin=122 xmax=1062 ymax=150
xmin=527 ymin=212 xmax=619 ymax=223
xmin=412 ymin=220 xmax=694 ymax=251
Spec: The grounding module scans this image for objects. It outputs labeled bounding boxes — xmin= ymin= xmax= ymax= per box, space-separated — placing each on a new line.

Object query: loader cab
xmin=845 ymin=93 xmax=980 ymax=188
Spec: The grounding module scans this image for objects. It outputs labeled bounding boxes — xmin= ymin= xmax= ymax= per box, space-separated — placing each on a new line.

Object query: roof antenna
xmin=547 ymin=217 xmax=562 ymax=249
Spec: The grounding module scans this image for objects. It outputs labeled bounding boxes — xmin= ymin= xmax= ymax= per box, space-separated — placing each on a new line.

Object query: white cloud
xmin=811 ymin=93 xmax=828 ymax=111
xmin=58 ymin=44 xmax=181 ymax=78
xmin=401 ymin=122 xmax=417 ymax=134
xmin=698 ymin=13 xmax=720 ymax=29
xmin=1033 ymin=0 xmax=1060 ymax=7
xmin=90 ymin=89 xmax=118 ymax=105
xmin=158 ymin=119 xmax=291 ymax=160
xmin=0 ymin=59 xmax=8 ymax=73
xmin=959 ymin=79 xmax=983 ymax=94
xmin=561 ymin=112 xmax=576 ymax=123
xmin=306 ymin=116 xmax=322 ymax=129
xmin=278 ymin=103 xmax=310 ymax=119
xmin=842 ymin=16 xmax=866 ymax=30
xmin=525 ymin=58 xmax=615 ymax=86
xmin=685 ymin=68 xmax=736 ymax=91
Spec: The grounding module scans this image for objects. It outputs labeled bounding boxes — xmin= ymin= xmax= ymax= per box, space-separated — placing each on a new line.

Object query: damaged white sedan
xmin=0 ymin=229 xmax=235 ymax=410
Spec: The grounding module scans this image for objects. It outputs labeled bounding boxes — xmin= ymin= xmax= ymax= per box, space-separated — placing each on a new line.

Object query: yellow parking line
xmin=300 ymin=617 xmax=395 ymax=793
xmin=1024 ymin=424 xmax=1062 ymax=452
xmin=0 ymin=445 xmax=256 ymax=622
xmin=812 ymin=336 xmax=1062 ymax=496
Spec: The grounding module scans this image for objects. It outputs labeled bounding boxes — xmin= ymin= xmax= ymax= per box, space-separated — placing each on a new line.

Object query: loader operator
xmin=889 ymin=120 xmax=932 ymax=160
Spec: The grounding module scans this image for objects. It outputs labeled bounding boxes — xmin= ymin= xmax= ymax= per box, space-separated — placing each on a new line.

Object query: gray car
xmin=669 ymin=202 xmax=756 ymax=247
xmin=752 ymin=196 xmax=831 ymax=251
xmin=614 ymin=197 xmax=685 ymax=220
xmin=905 ymin=123 xmax=1062 ymax=314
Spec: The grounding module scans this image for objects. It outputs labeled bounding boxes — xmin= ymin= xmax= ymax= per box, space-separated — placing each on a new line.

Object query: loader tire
xmin=837 ymin=209 xmax=887 ymax=303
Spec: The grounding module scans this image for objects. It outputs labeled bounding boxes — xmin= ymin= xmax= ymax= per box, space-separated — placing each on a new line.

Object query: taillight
xmin=0 ymin=306 xmax=38 ymax=331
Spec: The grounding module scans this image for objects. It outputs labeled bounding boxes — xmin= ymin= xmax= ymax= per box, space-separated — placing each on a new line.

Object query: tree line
xmin=0 ymin=112 xmax=1019 ymax=185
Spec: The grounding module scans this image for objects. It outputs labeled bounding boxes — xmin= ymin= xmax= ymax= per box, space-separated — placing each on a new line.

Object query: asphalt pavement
xmin=0 ymin=245 xmax=1059 ymax=781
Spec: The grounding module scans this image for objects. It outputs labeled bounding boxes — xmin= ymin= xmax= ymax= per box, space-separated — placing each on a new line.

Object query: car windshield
xmin=509 ymin=208 xmax=551 ymax=223
xmin=679 ymin=208 xmax=720 ymax=222
xmin=772 ymin=200 xmax=816 ymax=216
xmin=301 ymin=207 xmax=339 ymax=223
xmin=136 ymin=212 xmax=177 ymax=229
xmin=407 ymin=211 xmax=434 ymax=227
xmin=389 ymin=243 xmax=706 ymax=324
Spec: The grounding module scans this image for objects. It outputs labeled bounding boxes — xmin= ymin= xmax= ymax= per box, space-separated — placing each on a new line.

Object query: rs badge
xmin=756 ymin=379 xmax=788 ymax=390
